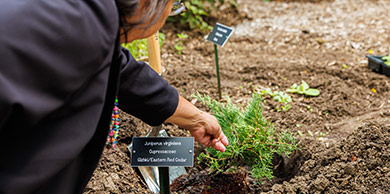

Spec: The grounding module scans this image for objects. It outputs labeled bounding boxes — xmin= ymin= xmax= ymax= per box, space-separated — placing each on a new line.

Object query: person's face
xmin=121 ymin=0 xmax=174 ymax=43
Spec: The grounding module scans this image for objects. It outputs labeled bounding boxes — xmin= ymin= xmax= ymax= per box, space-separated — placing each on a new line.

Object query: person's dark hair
xmin=115 ymin=0 xmax=170 ymax=41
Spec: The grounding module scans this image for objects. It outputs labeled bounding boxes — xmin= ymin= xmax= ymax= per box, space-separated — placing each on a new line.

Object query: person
xmin=0 ymin=0 xmax=229 ymax=193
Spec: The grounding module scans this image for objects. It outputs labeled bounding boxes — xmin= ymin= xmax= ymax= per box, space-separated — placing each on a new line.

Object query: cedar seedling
xmin=286 ymin=80 xmax=320 ymax=97
xmin=193 ymin=92 xmax=299 ymax=182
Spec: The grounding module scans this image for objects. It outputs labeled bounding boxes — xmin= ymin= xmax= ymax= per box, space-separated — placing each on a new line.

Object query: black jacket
xmin=0 ymin=0 xmax=178 ymax=193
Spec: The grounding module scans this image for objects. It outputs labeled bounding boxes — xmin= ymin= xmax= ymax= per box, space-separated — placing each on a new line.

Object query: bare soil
xmin=84 ymin=0 xmax=390 ymax=193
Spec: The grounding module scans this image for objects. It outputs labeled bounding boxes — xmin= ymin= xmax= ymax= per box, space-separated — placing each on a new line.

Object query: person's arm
xmin=165 ymin=96 xmax=229 ymax=152
xmin=117 ymin=47 xmax=179 ymax=126
xmin=117 ymin=48 xmax=228 ymax=152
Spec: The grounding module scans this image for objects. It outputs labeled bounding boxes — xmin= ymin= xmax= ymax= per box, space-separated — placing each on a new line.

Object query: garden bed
xmin=84 ymin=0 xmax=390 ymax=193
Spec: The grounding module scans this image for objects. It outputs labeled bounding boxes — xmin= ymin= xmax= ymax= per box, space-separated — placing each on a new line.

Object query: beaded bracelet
xmin=106 ymin=98 xmax=120 ymax=149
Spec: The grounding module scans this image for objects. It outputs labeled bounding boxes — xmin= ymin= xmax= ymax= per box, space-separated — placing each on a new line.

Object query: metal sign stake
xmin=149 ymin=126 xmax=170 ymax=193
xmin=214 ymin=44 xmax=222 ymax=99
xmin=159 ymin=167 xmax=170 ymax=194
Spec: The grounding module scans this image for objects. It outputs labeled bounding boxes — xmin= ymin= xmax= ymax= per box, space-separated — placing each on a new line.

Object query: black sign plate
xmin=130 ymin=137 xmax=194 ymax=167
xmin=206 ymin=23 xmax=234 ymax=47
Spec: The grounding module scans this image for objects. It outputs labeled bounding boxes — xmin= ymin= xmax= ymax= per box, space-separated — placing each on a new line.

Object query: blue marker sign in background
xmin=207 ymin=23 xmax=234 ymax=47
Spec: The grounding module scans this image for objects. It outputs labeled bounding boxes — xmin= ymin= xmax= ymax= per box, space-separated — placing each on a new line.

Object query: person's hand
xmin=166 ymin=96 xmax=229 ymax=152
xmin=188 ymin=111 xmax=229 ymax=152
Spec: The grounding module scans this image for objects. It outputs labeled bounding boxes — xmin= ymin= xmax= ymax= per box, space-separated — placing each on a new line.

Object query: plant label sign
xmin=130 ymin=137 xmax=194 ymax=167
xmin=206 ymin=23 xmax=234 ymax=47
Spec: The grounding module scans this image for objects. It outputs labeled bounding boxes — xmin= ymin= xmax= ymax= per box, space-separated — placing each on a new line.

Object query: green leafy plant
xmin=194 ymin=92 xmax=299 ymax=182
xmin=174 ymin=33 xmax=189 ymax=54
xmin=259 ymin=88 xmax=292 ymax=112
xmin=167 ymin=0 xmax=237 ymax=31
xmin=121 ymin=32 xmax=165 ymax=60
xmin=286 ymin=80 xmax=320 ymax=97
xmin=382 ymin=54 xmax=390 ymax=66
xmin=183 ymin=0 xmax=211 ymax=30
xmin=167 ymin=0 xmax=212 ymax=31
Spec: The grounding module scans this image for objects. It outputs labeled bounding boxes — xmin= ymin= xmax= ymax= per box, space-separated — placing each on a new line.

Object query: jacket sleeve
xmin=0 ymin=0 xmax=119 ymax=131
xmin=117 ymin=47 xmax=179 ymax=126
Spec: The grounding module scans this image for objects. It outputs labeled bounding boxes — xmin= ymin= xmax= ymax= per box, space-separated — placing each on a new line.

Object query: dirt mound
xmin=262 ymin=122 xmax=390 ymax=193
xmin=171 ymin=170 xmax=248 ymax=193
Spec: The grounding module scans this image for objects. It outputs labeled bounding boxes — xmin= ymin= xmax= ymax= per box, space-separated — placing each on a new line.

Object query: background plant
xmin=174 ymin=33 xmax=189 ymax=54
xmin=121 ymin=32 xmax=165 ymax=60
xmin=194 ymin=92 xmax=299 ymax=182
xmin=286 ymin=80 xmax=320 ymax=97
xmin=259 ymin=87 xmax=292 ymax=112
xmin=167 ymin=0 xmax=237 ymax=31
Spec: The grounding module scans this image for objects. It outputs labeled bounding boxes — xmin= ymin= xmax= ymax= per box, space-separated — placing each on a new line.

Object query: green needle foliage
xmin=193 ymin=92 xmax=299 ymax=182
